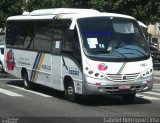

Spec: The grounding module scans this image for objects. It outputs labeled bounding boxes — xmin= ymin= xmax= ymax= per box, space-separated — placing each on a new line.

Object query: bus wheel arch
xmin=21 ymin=68 xmax=32 ymax=89
xmin=63 ymin=76 xmax=77 ymax=102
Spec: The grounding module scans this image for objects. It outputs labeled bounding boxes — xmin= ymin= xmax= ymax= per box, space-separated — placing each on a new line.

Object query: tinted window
xmin=34 ymin=21 xmax=52 ymax=52
xmin=0 ymin=48 xmax=4 ymax=55
xmin=6 ymin=21 xmax=19 ymax=47
xmin=58 ymin=20 xmax=80 ymax=53
xmin=52 ymin=19 xmax=81 ymax=64
xmin=19 ymin=21 xmax=34 ymax=49
xmin=52 ymin=19 xmax=80 ymax=53
xmin=6 ymin=20 xmax=53 ymax=53
xmin=6 ymin=21 xmax=34 ymax=49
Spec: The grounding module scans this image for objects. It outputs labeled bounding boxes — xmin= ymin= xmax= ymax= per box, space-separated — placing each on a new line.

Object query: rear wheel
xmin=65 ymin=81 xmax=77 ymax=102
xmin=23 ymin=73 xmax=32 ymax=89
xmin=0 ymin=62 xmax=4 ymax=73
xmin=121 ymin=93 xmax=136 ymax=102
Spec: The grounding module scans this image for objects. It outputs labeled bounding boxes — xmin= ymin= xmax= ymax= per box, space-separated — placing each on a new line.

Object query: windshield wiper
xmin=92 ymin=50 xmax=110 ymax=54
xmin=112 ymin=50 xmax=128 ymax=61
xmin=92 ymin=49 xmax=128 ymax=61
xmin=122 ymin=46 xmax=148 ymax=57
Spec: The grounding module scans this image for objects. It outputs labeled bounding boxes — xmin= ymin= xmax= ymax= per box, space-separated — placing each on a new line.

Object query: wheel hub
xmin=67 ymin=86 xmax=73 ymax=95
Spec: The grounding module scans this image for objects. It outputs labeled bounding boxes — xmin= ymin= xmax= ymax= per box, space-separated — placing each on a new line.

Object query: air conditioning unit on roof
xmin=30 ymin=8 xmax=99 ymax=16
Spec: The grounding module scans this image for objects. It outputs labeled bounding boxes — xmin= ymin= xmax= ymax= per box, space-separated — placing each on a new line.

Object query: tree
xmin=0 ymin=0 xmax=23 ymax=27
xmin=88 ymin=0 xmax=160 ymax=24
xmin=89 ymin=0 xmax=107 ymax=11
xmin=25 ymin=0 xmax=55 ymax=11
xmin=0 ymin=0 xmax=160 ymax=28
xmin=101 ymin=0 xmax=160 ymax=24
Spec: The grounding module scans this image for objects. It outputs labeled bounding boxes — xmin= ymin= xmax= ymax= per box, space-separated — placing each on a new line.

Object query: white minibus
xmin=5 ymin=8 xmax=153 ymax=102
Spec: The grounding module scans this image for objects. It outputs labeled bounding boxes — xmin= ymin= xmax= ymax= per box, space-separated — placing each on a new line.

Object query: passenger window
xmin=6 ymin=21 xmax=19 ymax=47
xmin=34 ymin=21 xmax=52 ymax=52
xmin=61 ymin=20 xmax=80 ymax=53
xmin=18 ymin=21 xmax=34 ymax=49
xmin=0 ymin=48 xmax=4 ymax=55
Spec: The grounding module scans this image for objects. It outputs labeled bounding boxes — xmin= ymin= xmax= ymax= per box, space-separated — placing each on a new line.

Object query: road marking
xmin=144 ymin=91 xmax=160 ymax=96
xmin=152 ymin=89 xmax=160 ymax=92
xmin=0 ymin=78 xmax=23 ymax=81
xmin=153 ymin=84 xmax=160 ymax=86
xmin=0 ymin=88 xmax=23 ymax=97
xmin=137 ymin=94 xmax=159 ymax=100
xmin=8 ymin=85 xmax=52 ymax=98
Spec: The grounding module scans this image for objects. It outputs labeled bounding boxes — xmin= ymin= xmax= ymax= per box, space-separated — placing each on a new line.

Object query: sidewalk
xmin=154 ymin=70 xmax=160 ymax=77
xmin=153 ymin=70 xmax=160 ymax=83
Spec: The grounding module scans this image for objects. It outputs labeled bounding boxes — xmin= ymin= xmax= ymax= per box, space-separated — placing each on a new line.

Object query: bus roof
xmin=7 ymin=15 xmax=56 ymax=21
xmin=30 ymin=8 xmax=100 ymax=15
xmin=138 ymin=21 xmax=147 ymax=28
xmin=7 ymin=8 xmax=99 ymax=21
xmin=7 ymin=8 xmax=136 ymax=21
xmin=101 ymin=12 xmax=136 ymax=20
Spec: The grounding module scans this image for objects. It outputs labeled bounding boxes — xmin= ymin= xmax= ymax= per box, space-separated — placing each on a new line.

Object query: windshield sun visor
xmin=113 ymin=22 xmax=135 ymax=34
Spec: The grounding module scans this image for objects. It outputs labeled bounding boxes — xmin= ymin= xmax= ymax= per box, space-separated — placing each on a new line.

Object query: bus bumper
xmin=82 ymin=76 xmax=153 ymax=95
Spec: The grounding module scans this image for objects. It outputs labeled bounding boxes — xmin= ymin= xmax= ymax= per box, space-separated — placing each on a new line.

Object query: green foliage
xmin=0 ymin=0 xmax=23 ymax=27
xmin=105 ymin=0 xmax=160 ymax=24
xmin=89 ymin=0 xmax=107 ymax=11
xmin=0 ymin=0 xmax=160 ymax=28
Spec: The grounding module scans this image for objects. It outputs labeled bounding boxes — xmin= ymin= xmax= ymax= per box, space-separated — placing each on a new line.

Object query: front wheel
xmin=65 ymin=82 xmax=77 ymax=102
xmin=121 ymin=93 xmax=136 ymax=102
xmin=0 ymin=62 xmax=4 ymax=73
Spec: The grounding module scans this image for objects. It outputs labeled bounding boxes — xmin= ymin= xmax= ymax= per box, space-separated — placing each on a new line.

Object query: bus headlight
xmin=85 ymin=66 xmax=105 ymax=79
xmin=141 ymin=68 xmax=153 ymax=78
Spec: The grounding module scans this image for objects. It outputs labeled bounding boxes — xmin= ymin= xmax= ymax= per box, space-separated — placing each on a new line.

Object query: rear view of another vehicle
xmin=150 ymin=37 xmax=160 ymax=62
xmin=0 ymin=33 xmax=5 ymax=72
xmin=138 ymin=21 xmax=160 ymax=62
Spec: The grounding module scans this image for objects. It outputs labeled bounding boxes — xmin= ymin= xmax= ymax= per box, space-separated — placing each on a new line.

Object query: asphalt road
xmin=0 ymin=66 xmax=160 ymax=123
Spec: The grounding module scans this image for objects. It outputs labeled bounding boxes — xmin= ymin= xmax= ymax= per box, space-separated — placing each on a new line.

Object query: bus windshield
xmin=77 ymin=17 xmax=150 ymax=62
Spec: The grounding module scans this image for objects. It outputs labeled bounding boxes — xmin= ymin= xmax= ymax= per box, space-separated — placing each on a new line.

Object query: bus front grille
xmin=106 ymin=73 xmax=140 ymax=82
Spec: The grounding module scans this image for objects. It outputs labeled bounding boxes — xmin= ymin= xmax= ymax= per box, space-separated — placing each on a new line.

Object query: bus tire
xmin=23 ymin=73 xmax=32 ymax=90
xmin=121 ymin=93 xmax=136 ymax=102
xmin=65 ymin=81 xmax=77 ymax=102
xmin=0 ymin=62 xmax=4 ymax=73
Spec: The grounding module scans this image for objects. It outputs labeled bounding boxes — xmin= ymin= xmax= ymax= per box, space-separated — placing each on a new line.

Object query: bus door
xmin=51 ymin=20 xmax=63 ymax=90
xmin=52 ymin=19 xmax=82 ymax=91
xmin=51 ymin=53 xmax=62 ymax=90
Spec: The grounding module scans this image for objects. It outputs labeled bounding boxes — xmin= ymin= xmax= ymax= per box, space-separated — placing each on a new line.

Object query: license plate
xmin=119 ymin=84 xmax=131 ymax=90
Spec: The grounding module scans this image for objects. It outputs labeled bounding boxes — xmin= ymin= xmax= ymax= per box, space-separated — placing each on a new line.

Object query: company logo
xmin=98 ymin=63 xmax=108 ymax=71
xmin=122 ymin=74 xmax=127 ymax=80
xmin=6 ymin=50 xmax=15 ymax=70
